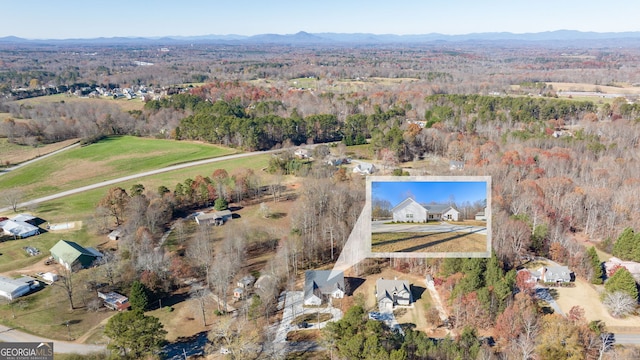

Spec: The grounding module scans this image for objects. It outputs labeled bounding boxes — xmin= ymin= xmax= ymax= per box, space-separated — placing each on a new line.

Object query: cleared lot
xmin=554 ymin=278 xmax=640 ymax=330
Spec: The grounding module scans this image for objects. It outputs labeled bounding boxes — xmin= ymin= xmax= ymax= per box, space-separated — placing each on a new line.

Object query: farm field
xmin=547 ymin=82 xmax=640 ymax=94
xmin=11 ymin=93 xmax=146 ymax=112
xmin=0 ymin=138 xmax=79 ymax=167
xmin=371 ymin=231 xmax=487 ymax=253
xmin=0 ymin=136 xmax=238 ymax=200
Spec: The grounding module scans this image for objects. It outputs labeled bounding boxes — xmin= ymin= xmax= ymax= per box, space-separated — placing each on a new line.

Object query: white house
xmin=535 ymin=266 xmax=572 ymax=283
xmin=352 ymin=162 xmax=376 ymax=175
xmin=376 ymin=278 xmax=413 ymax=312
xmin=391 ymin=198 xmax=460 ymax=222
xmin=303 ymin=270 xmax=345 ymax=306
xmin=392 ymin=198 xmax=427 ymax=222
xmin=0 ymin=276 xmax=39 ymax=301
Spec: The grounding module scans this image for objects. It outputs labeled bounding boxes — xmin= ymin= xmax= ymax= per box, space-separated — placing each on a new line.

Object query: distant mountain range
xmin=2 ymin=30 xmax=640 ymax=46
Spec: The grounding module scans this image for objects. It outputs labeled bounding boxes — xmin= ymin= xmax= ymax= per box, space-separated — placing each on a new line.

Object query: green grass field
xmin=1 ymin=152 xmax=270 ymax=221
xmin=0 ymin=136 xmax=238 ymax=199
xmin=0 ymin=228 xmax=96 ymax=274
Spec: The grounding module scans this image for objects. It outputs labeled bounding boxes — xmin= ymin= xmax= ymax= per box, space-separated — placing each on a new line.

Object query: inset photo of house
xmin=369 ymin=176 xmax=491 ymax=258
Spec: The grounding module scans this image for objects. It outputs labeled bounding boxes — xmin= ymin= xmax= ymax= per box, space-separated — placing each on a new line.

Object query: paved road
xmin=0 ymin=324 xmax=106 ymax=354
xmin=371 ymin=221 xmax=487 ymax=235
xmin=612 ymin=333 xmax=640 ymax=345
xmin=0 ymin=149 xmax=283 ymax=213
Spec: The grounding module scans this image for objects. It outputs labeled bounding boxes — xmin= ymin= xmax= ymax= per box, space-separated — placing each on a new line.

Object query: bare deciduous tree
xmin=603 ymin=291 xmax=636 ymax=318
xmin=2 ymin=189 xmax=23 ymax=212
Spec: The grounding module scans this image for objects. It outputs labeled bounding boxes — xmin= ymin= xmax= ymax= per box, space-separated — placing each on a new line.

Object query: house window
xmin=429 ymin=214 xmax=434 ymax=219
xmin=406 ymin=214 xmax=413 ymax=219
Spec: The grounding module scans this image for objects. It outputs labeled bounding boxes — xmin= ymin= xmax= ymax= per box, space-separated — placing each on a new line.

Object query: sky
xmin=372 ymin=181 xmax=487 ymax=208
xmin=3 ymin=0 xmax=640 ymax=39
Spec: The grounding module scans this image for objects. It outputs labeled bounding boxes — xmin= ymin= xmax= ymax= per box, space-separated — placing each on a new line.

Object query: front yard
xmin=554 ymin=278 xmax=640 ymax=330
xmin=371 ymin=231 xmax=487 ymax=253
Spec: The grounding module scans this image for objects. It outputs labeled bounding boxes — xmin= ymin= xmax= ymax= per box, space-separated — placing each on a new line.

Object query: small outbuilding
xmin=98 ymin=291 xmax=131 ymax=311
xmin=233 ymin=287 xmax=245 ymax=300
xmin=107 ymin=227 xmax=123 ymax=241
xmin=237 ymin=275 xmax=256 ymax=289
xmin=0 ymin=276 xmax=39 ymax=301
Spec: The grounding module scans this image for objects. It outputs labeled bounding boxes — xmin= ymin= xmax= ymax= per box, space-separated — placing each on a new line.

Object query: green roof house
xmin=50 ymin=240 xmax=103 ymax=271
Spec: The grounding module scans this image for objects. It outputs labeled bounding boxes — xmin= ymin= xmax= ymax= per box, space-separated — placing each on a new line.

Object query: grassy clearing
xmin=0 ymin=136 xmax=237 ymax=199
xmin=0 ymin=154 xmax=271 ymax=222
xmin=343 ymin=143 xmax=373 ymax=160
xmin=547 ymin=82 xmax=640 ymax=94
xmin=371 ymin=231 xmax=487 ymax=253
xmin=12 ymin=93 xmax=145 ymax=112
xmin=0 ymin=138 xmax=79 ymax=167
xmin=0 ymin=228 xmax=96 ymax=274
xmin=289 ymin=77 xmax=318 ymax=89
xmin=0 ymin=270 xmax=114 ymax=341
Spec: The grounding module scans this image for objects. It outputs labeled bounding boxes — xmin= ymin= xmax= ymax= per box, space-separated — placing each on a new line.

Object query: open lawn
xmin=371 ymin=231 xmax=487 ymax=253
xmin=12 ymin=93 xmax=145 ymax=112
xmin=289 ymin=77 xmax=318 ymax=89
xmin=0 ymin=228 xmax=97 ymax=274
xmin=0 ymin=269 xmax=114 ymax=342
xmin=0 ymin=136 xmax=237 ymax=200
xmin=554 ymin=278 xmax=640 ymax=331
xmin=342 ymin=143 xmax=373 ymax=160
xmin=0 ymin=138 xmax=79 ymax=167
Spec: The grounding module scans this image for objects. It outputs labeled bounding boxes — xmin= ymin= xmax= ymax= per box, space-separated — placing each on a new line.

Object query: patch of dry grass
xmin=0 ymin=138 xmax=79 ymax=166
xmin=286 ymin=330 xmax=322 ymax=342
xmin=12 ymin=94 xmax=145 ymax=112
xmin=371 ymin=231 xmax=487 ymax=253
xmin=547 ymin=82 xmax=640 ymax=94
